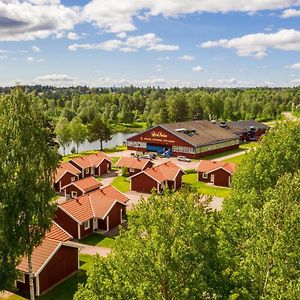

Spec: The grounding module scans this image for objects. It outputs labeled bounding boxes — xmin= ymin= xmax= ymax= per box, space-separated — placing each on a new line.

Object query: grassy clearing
xmin=1 ymin=255 xmax=93 ymax=300
xmin=111 ymin=175 xmax=130 ymax=193
xmin=111 ymin=156 xmax=120 ymax=165
xmin=182 ymin=173 xmax=231 ymax=198
xmin=222 ymin=154 xmax=245 ymax=164
xmin=239 ymin=142 xmax=259 ymax=150
xmin=80 ymin=233 xmax=115 ymax=248
xmin=201 ymin=148 xmax=244 ymax=160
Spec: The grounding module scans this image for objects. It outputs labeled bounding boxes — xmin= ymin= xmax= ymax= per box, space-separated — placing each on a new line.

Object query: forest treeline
xmin=1 ymin=85 xmax=300 ymax=128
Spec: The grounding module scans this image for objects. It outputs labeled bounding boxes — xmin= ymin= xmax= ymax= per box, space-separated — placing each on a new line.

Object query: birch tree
xmin=0 ymin=88 xmax=59 ymax=299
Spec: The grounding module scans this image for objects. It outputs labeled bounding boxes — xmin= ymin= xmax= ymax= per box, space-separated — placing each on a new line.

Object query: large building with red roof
xmin=130 ymin=161 xmax=185 ymax=193
xmin=196 ymin=160 xmax=237 ymax=187
xmin=54 ymin=185 xmax=129 ymax=238
xmin=115 ymin=157 xmax=154 ymax=176
xmin=16 ymin=222 xmax=79 ymax=296
xmin=127 ymin=120 xmax=239 ymax=159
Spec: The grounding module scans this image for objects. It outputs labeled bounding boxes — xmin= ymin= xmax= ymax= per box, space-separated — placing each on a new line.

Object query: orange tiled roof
xmin=45 ymin=221 xmax=73 ymax=242
xmin=54 ymin=162 xmax=81 ymax=183
xmin=135 ymin=161 xmax=183 ymax=183
xmin=115 ymin=157 xmax=152 ymax=170
xmin=197 ymin=160 xmax=236 ymax=174
xmin=59 ymin=185 xmax=128 ymax=223
xmin=64 ymin=176 xmax=102 ymax=192
xmin=17 ymin=221 xmax=73 ymax=274
xmin=71 ymin=152 xmax=111 ymax=169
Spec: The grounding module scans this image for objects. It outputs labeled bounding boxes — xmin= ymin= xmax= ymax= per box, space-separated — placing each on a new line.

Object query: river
xmin=59 ymin=132 xmax=137 ymax=155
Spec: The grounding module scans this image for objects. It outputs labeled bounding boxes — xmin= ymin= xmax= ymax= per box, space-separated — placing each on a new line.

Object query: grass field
xmin=222 ymin=154 xmax=245 ymax=164
xmin=111 ymin=175 xmax=130 ymax=193
xmin=0 ymin=255 xmax=93 ymax=300
xmin=80 ymin=233 xmax=115 ymax=248
xmin=182 ymin=173 xmax=231 ymax=198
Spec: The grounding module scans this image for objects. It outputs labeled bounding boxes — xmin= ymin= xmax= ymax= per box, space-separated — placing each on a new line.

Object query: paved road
xmin=100 ymin=170 xmax=119 ymax=186
xmin=282 ymin=111 xmax=300 ymax=121
xmin=66 ymin=240 xmax=111 ymax=256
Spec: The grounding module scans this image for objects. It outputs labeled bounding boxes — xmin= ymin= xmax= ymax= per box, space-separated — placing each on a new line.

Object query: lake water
xmin=59 ymin=132 xmax=137 ymax=155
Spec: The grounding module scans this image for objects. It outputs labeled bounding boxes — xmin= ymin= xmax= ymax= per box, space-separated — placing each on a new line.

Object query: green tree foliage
xmin=70 ymin=117 xmax=88 ymax=153
xmin=75 ymin=191 xmax=225 ymax=300
xmin=220 ymin=121 xmax=300 ymax=299
xmin=87 ymin=115 xmax=112 ymax=150
xmin=55 ymin=117 xmax=72 ymax=155
xmin=0 ymin=88 xmax=59 ymax=298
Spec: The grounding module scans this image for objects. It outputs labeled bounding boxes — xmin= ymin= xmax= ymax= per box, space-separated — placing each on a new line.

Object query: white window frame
xmin=85 ymin=168 xmax=89 ymax=174
xmin=71 ymin=191 xmax=77 ymax=198
xmin=84 ymin=220 xmax=90 ymax=230
xmin=18 ymin=272 xmax=26 ymax=283
xmin=71 ymin=176 xmax=76 ymax=182
xmin=129 ymin=168 xmax=135 ymax=173
xmin=202 ymin=173 xmax=208 ymax=179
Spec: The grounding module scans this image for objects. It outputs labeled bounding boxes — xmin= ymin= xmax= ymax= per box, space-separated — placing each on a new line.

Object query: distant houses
xmin=130 ymin=161 xmax=185 ymax=193
xmin=16 ymin=221 xmax=79 ymax=296
xmin=197 ymin=160 xmax=236 ymax=187
xmin=115 ymin=157 xmax=154 ymax=176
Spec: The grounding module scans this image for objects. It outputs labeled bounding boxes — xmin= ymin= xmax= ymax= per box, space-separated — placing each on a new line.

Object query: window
xmin=84 ymin=220 xmax=90 ymax=230
xmin=85 ymin=168 xmax=89 ymax=174
xmin=71 ymin=176 xmax=76 ymax=182
xmin=129 ymin=168 xmax=135 ymax=172
xmin=202 ymin=173 xmax=208 ymax=179
xmin=91 ymin=167 xmax=95 ymax=175
xmin=71 ymin=191 xmax=77 ymax=198
xmin=17 ymin=272 xmax=26 ymax=283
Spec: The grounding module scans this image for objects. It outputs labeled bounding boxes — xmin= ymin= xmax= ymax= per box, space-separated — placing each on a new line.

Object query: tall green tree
xmin=220 ymin=121 xmax=300 ymax=298
xmin=0 ymin=88 xmax=59 ymax=299
xmin=70 ymin=117 xmax=88 ymax=153
xmin=75 ymin=191 xmax=225 ymax=300
xmin=55 ymin=117 xmax=72 ymax=155
xmin=87 ymin=115 xmax=111 ymax=151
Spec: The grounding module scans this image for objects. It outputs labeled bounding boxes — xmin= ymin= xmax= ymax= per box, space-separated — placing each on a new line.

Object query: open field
xmin=182 ymin=173 xmax=231 ymax=198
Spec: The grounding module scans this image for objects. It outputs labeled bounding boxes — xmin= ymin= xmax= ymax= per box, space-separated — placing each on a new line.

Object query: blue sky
xmin=1 ymin=0 xmax=300 ymax=87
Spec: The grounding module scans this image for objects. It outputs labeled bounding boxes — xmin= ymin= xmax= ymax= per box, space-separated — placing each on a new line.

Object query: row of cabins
xmin=15 ymin=154 xmax=237 ymax=296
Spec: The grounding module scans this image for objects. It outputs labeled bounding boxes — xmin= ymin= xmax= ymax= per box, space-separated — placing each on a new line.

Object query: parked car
xmin=177 ymin=156 xmax=191 ymax=162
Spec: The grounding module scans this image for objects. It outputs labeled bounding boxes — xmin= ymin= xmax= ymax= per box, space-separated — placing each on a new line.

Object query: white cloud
xmin=200 ymin=29 xmax=300 ymax=58
xmin=157 ymin=56 xmax=170 ymax=61
xmin=155 ymin=64 xmax=162 ymax=72
xmin=32 ymin=46 xmax=41 ymax=52
xmin=67 ymin=32 xmax=81 ymax=40
xmin=179 ymin=55 xmax=195 ymax=61
xmin=82 ymin=0 xmax=300 ymax=33
xmin=285 ymin=62 xmax=300 ymax=70
xmin=0 ymin=1 xmax=80 ymax=41
xmin=192 ymin=65 xmax=203 ymax=72
xmin=35 ymin=74 xmax=80 ymax=86
xmin=116 ymin=32 xmax=127 ymax=39
xmin=27 ymin=56 xmax=35 ymax=62
xmin=290 ymin=78 xmax=300 ymax=85
xmin=0 ymin=55 xmax=7 ymax=59
xmin=281 ymin=9 xmax=300 ymax=18
xmin=69 ymin=33 xmax=179 ymax=52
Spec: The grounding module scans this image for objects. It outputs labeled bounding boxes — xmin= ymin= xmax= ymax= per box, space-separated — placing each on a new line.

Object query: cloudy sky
xmin=1 ymin=0 xmax=300 ymax=87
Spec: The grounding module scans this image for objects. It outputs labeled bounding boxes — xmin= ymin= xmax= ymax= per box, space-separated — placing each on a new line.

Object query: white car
xmin=177 ymin=156 xmax=191 ymax=162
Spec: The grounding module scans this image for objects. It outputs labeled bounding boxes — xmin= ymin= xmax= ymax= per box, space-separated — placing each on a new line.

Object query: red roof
xmin=54 ymin=162 xmax=81 ymax=183
xmin=197 ymin=160 xmax=236 ymax=174
xmin=17 ymin=221 xmax=73 ymax=275
xmin=115 ymin=157 xmax=153 ymax=170
xmin=59 ymin=185 xmax=128 ymax=223
xmin=63 ymin=176 xmax=102 ymax=192
xmin=71 ymin=152 xmax=111 ymax=169
xmin=131 ymin=161 xmax=184 ymax=183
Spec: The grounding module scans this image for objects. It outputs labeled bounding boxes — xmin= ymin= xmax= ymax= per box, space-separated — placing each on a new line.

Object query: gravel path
xmin=66 ymin=240 xmax=111 ymax=256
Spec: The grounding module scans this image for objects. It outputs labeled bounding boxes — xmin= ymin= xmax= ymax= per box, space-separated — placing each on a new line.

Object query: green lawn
xmin=111 ymin=156 xmax=120 ymax=165
xmin=222 ymin=154 xmax=245 ymax=164
xmin=80 ymin=233 xmax=115 ymax=248
xmin=182 ymin=173 xmax=231 ymax=198
xmin=1 ymin=255 xmax=93 ymax=300
xmin=201 ymin=148 xmax=244 ymax=160
xmin=239 ymin=141 xmax=259 ymax=150
xmin=111 ymin=175 xmax=130 ymax=193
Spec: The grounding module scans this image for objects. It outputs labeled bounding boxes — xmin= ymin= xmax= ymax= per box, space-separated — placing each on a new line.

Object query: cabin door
xmin=93 ymin=218 xmax=98 ymax=231
xmin=210 ymin=174 xmax=215 ymax=184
